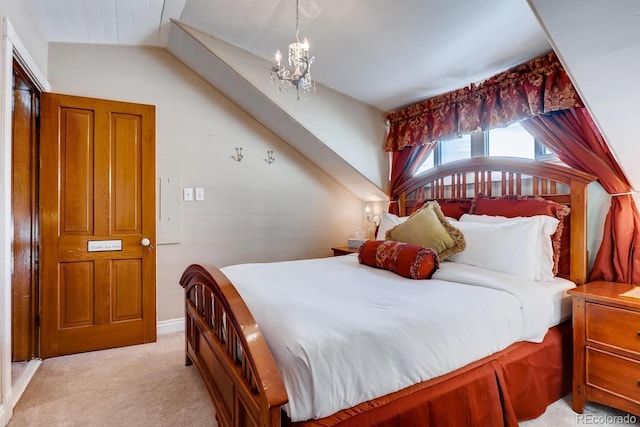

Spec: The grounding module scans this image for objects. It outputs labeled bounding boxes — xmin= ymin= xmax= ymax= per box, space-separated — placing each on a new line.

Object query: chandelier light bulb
xmin=275 ymin=49 xmax=282 ymax=67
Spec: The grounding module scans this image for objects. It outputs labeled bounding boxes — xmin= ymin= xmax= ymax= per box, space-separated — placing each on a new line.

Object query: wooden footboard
xmin=180 ymin=264 xmax=288 ymax=427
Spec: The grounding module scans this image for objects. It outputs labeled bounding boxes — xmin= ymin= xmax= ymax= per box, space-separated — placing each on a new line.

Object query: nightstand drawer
xmin=570 ymin=282 xmax=640 ymax=415
xmin=587 ymin=348 xmax=640 ymax=403
xmin=586 ymin=303 xmax=640 ymax=354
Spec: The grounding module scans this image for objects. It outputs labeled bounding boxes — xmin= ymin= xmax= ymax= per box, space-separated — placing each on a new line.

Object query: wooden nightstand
xmin=569 ymin=281 xmax=640 ymax=416
xmin=331 ymin=246 xmax=360 ymax=256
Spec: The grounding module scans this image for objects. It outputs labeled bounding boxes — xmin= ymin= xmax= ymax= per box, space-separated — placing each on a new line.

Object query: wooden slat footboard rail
xmin=180 ymin=264 xmax=288 ymax=427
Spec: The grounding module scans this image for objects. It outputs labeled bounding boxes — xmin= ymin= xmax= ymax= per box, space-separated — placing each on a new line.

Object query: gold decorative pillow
xmin=385 ymin=201 xmax=465 ymax=260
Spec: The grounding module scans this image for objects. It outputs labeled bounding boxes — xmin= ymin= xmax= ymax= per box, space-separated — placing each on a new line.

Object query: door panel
xmin=113 ymin=259 xmax=143 ymax=321
xmin=60 ymin=109 xmax=93 ymax=234
xmin=59 ymin=262 xmax=94 ymax=327
xmin=113 ymin=114 xmax=141 ymax=232
xmin=40 ymin=93 xmax=156 ymax=358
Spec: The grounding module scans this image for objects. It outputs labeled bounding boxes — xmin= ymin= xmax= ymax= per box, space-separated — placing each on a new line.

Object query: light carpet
xmin=519 ymin=394 xmax=638 ymax=426
xmin=8 ymin=333 xmax=216 ymax=427
xmin=9 ymin=332 xmax=638 ymax=426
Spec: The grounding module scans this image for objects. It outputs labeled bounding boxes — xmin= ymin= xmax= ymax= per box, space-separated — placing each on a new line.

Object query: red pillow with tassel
xmin=358 ymin=240 xmax=439 ymax=280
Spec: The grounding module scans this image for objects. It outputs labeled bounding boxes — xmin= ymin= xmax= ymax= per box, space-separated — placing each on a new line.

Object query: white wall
xmin=529 ymin=0 xmax=640 ymax=192
xmin=0 ymin=20 xmax=12 ymax=427
xmin=209 ymin=32 xmax=388 ymax=192
xmin=587 ymin=182 xmax=610 ymax=269
xmin=47 ymin=43 xmax=364 ymax=321
xmin=0 ymin=4 xmax=47 ymax=73
xmin=172 ymin=22 xmax=389 ymax=200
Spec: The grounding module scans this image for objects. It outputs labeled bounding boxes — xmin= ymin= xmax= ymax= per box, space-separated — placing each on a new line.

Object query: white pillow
xmin=459 ymin=214 xmax=559 ymax=281
xmin=376 ymin=211 xmax=408 ymax=240
xmin=448 ymin=217 xmax=556 ymax=281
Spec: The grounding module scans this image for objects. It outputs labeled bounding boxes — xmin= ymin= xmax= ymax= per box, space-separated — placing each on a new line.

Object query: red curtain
xmin=385 ymin=52 xmax=582 ymax=152
xmin=388 ymin=144 xmax=433 ymax=215
xmin=384 ymin=51 xmax=583 ymax=216
xmin=383 ymin=51 xmax=640 ymax=284
xmin=522 ymin=108 xmax=640 ymax=284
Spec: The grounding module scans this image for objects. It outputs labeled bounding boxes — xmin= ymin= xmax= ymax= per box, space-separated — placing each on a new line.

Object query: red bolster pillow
xmin=358 ymin=240 xmax=439 ymax=280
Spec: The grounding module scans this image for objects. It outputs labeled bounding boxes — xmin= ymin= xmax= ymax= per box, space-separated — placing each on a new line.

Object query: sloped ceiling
xmin=27 ymin=0 xmax=551 ymax=112
xmin=26 ymin=1 xmax=639 ymax=196
xmin=27 ymin=0 xmax=186 ymax=46
xmin=177 ymin=0 xmax=551 ymax=112
xmin=166 ymin=20 xmax=389 ymax=201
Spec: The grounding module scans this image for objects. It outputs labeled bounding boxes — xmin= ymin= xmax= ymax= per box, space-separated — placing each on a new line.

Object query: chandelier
xmin=271 ymin=0 xmax=315 ymax=99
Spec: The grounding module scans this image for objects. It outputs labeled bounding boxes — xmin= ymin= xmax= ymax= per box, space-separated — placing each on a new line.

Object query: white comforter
xmin=222 ymin=255 xmax=553 ymax=422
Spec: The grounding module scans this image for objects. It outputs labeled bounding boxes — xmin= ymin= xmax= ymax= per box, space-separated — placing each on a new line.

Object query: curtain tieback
xmin=610 ymin=190 xmax=639 ymax=197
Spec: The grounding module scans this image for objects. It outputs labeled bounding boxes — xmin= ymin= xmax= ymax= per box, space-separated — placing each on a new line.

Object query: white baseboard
xmin=9 ymin=359 xmax=40 ymax=408
xmin=0 ymin=401 xmax=6 ymax=427
xmin=157 ymin=317 xmax=185 ymax=335
xmin=2 ymin=358 xmax=41 ymax=426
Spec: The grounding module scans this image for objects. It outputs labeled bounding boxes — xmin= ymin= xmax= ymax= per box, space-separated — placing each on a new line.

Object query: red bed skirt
xmin=286 ymin=321 xmax=571 ymax=427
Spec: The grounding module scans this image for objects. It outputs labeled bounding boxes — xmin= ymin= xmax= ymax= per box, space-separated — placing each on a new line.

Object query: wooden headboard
xmin=394 ymin=157 xmax=597 ymax=285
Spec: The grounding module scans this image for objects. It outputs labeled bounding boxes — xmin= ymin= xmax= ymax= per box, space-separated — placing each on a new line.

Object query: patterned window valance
xmin=385 ymin=52 xmax=583 ymax=152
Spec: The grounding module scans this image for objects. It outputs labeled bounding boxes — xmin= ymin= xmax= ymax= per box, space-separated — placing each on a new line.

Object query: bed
xmin=180 ymin=157 xmax=596 ymax=427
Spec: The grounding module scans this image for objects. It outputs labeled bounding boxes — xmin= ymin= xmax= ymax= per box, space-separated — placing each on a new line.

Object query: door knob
xmin=141 ymin=237 xmax=153 ymax=248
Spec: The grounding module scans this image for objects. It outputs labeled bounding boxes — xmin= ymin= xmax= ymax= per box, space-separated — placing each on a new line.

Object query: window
xmin=488 ymin=122 xmax=534 ymax=158
xmin=441 ymin=134 xmax=471 ymax=163
xmin=414 ymin=121 xmax=556 ymax=176
xmin=420 ymin=149 xmax=435 ymax=171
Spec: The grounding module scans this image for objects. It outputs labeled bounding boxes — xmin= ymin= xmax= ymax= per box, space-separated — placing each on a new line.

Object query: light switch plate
xmin=195 ymin=188 xmax=205 ymax=201
xmin=183 ymin=187 xmax=194 ymax=201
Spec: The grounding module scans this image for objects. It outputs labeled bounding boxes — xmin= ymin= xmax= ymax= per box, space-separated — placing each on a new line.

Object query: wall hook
xmin=232 ymin=147 xmax=243 ymax=162
xmin=265 ymin=150 xmax=275 ymax=164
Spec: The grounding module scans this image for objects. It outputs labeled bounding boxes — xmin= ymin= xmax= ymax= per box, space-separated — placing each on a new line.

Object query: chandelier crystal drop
xmin=271 ymin=0 xmax=315 ymax=99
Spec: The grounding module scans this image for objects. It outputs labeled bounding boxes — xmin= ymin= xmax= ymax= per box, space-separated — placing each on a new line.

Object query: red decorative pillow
xmin=470 ymin=193 xmax=570 ymax=275
xmin=412 ymin=199 xmax=472 ymax=219
xmin=434 ymin=199 xmax=473 ymax=220
xmin=358 ymin=240 xmax=439 ymax=280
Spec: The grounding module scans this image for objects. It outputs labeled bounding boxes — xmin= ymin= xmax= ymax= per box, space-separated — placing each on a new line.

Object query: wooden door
xmin=40 ymin=93 xmax=156 ymax=358
xmin=11 ymin=62 xmax=39 ymax=361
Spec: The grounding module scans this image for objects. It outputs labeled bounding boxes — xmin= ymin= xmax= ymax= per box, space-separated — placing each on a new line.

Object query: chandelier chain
xmin=295 ymin=0 xmax=300 ymax=42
